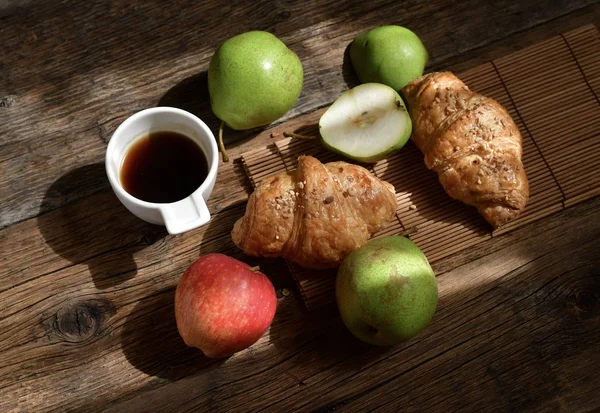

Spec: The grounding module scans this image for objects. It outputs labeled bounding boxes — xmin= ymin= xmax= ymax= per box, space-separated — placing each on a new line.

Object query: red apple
xmin=175 ymin=253 xmax=277 ymax=358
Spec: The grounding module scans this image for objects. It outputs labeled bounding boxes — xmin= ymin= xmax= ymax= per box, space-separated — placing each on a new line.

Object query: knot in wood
xmin=278 ymin=10 xmax=291 ymax=20
xmin=0 ymin=96 xmax=16 ymax=108
xmin=54 ymin=299 xmax=116 ymax=343
xmin=574 ymin=291 xmax=597 ymax=313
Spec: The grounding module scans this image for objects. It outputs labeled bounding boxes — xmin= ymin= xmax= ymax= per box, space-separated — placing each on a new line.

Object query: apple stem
xmin=249 ymin=265 xmax=261 ymax=272
xmin=283 ymin=131 xmax=316 ymax=140
xmin=218 ymin=121 xmax=230 ymax=163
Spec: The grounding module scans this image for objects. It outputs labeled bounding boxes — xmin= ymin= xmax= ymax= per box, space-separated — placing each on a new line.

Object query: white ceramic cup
xmin=105 ymin=107 xmax=218 ymax=235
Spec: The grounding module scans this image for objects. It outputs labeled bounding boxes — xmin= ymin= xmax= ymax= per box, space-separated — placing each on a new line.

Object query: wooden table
xmin=2 ymin=1 xmax=599 ymax=412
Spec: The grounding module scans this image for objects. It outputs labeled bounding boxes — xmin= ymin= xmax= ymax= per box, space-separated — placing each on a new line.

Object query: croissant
xmin=232 ymin=155 xmax=397 ymax=269
xmin=402 ymin=71 xmax=529 ymax=228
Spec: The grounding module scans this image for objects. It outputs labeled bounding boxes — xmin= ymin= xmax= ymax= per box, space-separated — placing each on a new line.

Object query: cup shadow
xmin=37 ymin=163 xmax=168 ymax=289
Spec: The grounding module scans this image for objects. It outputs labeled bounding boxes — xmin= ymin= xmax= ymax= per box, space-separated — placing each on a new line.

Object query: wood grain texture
xmin=17 ymin=196 xmax=593 ymax=413
xmin=1 ymin=0 xmax=600 ymax=412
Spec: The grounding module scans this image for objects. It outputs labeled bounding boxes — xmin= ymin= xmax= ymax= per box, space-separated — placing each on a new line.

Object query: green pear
xmin=350 ymin=25 xmax=428 ymax=92
xmin=318 ymin=83 xmax=412 ymax=163
xmin=336 ymin=236 xmax=438 ymax=346
xmin=208 ymin=31 xmax=303 ymax=131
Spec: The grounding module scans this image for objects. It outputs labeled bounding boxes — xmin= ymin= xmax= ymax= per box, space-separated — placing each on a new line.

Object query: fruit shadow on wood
xmin=158 ymin=72 xmax=269 ymax=151
xmin=342 ymin=41 xmax=361 ymax=90
xmin=37 ymin=163 xmax=167 ymax=289
xmin=266 ymin=298 xmax=388 ymax=381
xmin=288 ymin=123 xmax=320 ymax=139
xmin=121 ymin=287 xmax=224 ymax=381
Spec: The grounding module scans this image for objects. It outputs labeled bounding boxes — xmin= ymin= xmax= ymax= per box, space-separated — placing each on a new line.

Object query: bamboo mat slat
xmin=239 ymin=25 xmax=600 ymax=310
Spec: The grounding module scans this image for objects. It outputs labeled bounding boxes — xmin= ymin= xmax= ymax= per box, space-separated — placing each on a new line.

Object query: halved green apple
xmin=319 ymin=83 xmax=412 ymax=163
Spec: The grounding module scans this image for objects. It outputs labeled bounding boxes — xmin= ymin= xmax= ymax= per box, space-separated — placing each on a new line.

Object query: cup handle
xmin=161 ymin=193 xmax=210 ymax=235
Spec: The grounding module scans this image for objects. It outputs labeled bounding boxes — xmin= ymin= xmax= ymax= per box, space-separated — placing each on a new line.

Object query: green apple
xmin=318 ymin=83 xmax=412 ymax=163
xmin=350 ymin=25 xmax=428 ymax=92
xmin=336 ymin=236 xmax=438 ymax=346
xmin=208 ymin=31 xmax=303 ymax=131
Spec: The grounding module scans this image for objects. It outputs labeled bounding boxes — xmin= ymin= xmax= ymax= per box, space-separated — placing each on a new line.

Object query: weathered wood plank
xmin=1 ymin=193 xmax=598 ymax=412
xmin=2 ymin=2 xmax=600 ymax=412
xmin=93 ymin=198 xmax=599 ymax=412
xmin=1 ymin=0 xmax=598 ymax=227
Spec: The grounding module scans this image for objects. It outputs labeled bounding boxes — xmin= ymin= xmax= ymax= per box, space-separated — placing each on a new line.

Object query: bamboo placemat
xmin=239 ymin=24 xmax=600 ymax=310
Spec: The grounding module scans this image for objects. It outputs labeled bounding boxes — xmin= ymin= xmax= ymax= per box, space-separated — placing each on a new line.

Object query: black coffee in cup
xmin=120 ymin=131 xmax=208 ymax=203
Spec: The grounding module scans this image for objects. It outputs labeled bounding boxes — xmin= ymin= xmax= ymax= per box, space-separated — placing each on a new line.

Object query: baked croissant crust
xmin=232 ymin=155 xmax=397 ymax=269
xmin=402 ymin=71 xmax=529 ymax=228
